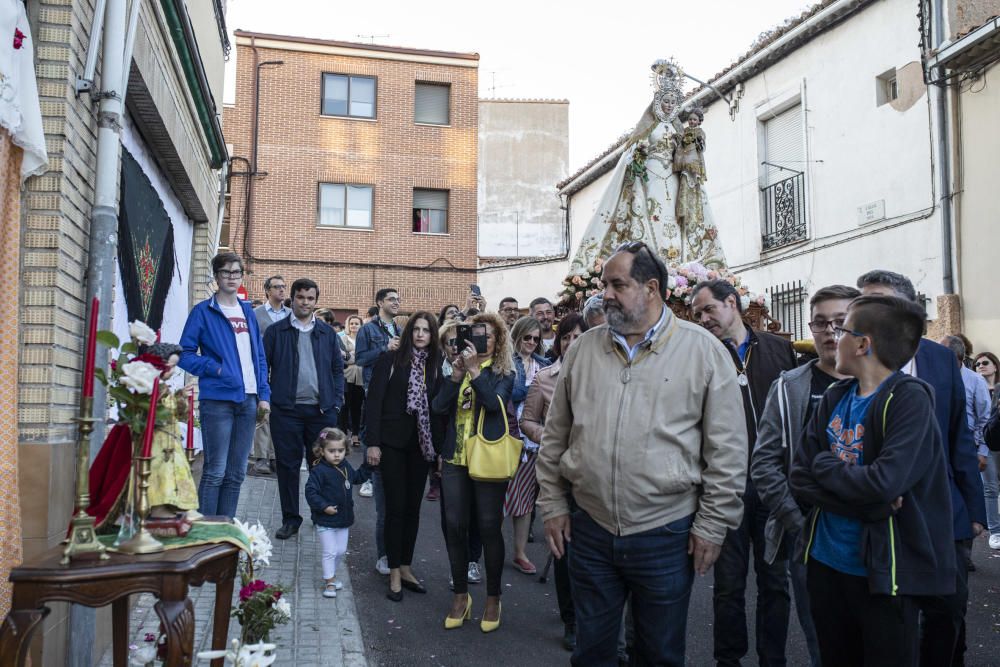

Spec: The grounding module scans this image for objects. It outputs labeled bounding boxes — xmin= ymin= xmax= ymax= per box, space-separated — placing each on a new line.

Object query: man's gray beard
xmin=606 ymin=300 xmax=647 ymax=334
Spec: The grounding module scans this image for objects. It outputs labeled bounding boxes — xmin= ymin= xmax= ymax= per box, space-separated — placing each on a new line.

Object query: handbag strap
xmin=473 ymin=392 xmax=510 ymax=443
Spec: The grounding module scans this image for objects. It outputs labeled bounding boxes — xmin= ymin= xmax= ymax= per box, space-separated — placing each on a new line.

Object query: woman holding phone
xmin=432 ymin=312 xmax=514 ymax=632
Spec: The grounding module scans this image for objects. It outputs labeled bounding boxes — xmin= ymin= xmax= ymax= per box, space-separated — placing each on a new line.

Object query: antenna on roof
xmin=356 ymin=34 xmax=389 ymax=44
xmin=486 ymin=71 xmax=513 ymax=98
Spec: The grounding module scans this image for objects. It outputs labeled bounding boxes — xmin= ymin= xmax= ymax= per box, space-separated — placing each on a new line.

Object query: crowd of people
xmin=177 ymin=249 xmax=1000 ymax=666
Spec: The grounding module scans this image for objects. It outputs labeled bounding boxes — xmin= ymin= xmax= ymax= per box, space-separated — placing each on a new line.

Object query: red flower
xmin=239 ymin=579 xmax=269 ymax=602
xmin=13 ymin=29 xmax=24 ymax=50
xmin=110 ymin=359 xmax=118 ymax=372
xmin=133 ymin=352 xmax=169 ymax=372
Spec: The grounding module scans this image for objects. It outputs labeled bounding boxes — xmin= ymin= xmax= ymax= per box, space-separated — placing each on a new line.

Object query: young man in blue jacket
xmin=264 ymin=278 xmax=344 ymax=540
xmin=858 ymin=270 xmax=985 ymax=666
xmin=179 ymin=252 xmax=270 ymax=518
xmin=790 ymin=294 xmax=956 ymax=666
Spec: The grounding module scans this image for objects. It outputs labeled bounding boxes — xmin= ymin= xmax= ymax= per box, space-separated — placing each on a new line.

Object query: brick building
xmin=223 ymin=32 xmax=480 ymax=318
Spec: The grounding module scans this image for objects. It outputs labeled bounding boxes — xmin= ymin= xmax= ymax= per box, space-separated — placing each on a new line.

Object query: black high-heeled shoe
xmin=400 ymin=578 xmax=427 ymax=594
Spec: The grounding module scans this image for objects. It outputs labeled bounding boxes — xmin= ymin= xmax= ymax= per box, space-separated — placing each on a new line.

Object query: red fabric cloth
xmin=86 ymin=423 xmax=134 ymax=527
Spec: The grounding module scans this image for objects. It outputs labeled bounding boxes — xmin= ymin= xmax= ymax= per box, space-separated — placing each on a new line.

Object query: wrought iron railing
xmin=760 ymin=172 xmax=807 ymax=251
xmin=767 ymin=281 xmax=807 ymax=340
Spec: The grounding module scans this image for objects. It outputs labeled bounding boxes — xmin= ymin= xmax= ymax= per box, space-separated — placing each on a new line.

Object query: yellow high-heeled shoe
xmin=444 ymin=594 xmax=472 ymax=629
xmin=480 ymin=601 xmax=502 ymax=633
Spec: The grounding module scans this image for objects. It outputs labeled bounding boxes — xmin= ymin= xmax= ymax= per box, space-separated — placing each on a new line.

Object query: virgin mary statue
xmin=568 ymin=60 xmax=726 ymax=281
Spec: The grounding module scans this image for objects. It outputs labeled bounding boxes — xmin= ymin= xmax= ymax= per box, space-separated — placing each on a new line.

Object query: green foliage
xmin=95 ymin=330 xmax=120 ymax=349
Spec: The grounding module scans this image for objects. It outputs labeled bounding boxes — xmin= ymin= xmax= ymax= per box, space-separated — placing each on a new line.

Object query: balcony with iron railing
xmin=759 ymin=171 xmax=808 ymax=251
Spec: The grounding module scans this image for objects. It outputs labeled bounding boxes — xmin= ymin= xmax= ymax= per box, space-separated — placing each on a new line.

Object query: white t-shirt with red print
xmin=220 ymin=303 xmax=257 ymax=395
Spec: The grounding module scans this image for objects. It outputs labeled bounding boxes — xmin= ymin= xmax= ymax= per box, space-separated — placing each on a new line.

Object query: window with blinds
xmin=762 ymin=105 xmax=804 ymax=186
xmin=759 ymin=104 xmax=807 ymax=250
xmin=412 ymin=188 xmax=448 ymax=233
xmin=318 ymin=183 xmax=373 ymax=228
xmin=414 ymin=82 xmax=450 ymax=125
xmin=322 ymin=74 xmax=376 ymax=118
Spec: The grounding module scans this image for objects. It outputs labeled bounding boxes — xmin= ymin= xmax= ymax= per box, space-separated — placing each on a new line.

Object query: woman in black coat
xmin=431 ymin=312 xmax=515 ymax=632
xmin=365 ymin=311 xmax=442 ymax=601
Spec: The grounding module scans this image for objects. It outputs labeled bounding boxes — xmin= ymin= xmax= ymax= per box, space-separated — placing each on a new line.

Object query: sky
xmin=223 ymin=0 xmax=816 ymax=173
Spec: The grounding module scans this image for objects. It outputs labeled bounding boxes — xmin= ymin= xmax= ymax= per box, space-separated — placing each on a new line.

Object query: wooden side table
xmin=0 ymin=542 xmax=239 ymax=667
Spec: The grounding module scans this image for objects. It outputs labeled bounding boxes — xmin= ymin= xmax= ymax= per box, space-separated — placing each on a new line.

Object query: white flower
xmin=740 ymin=295 xmax=752 ymax=311
xmin=274 ymin=597 xmax=291 ymax=620
xmin=234 ymin=518 xmax=272 ymax=568
xmin=197 ymin=639 xmax=277 ymax=666
xmin=129 ymin=644 xmax=157 ymax=666
xmin=666 ymin=275 xmax=677 ymax=290
xmin=120 ymin=361 xmax=161 ymax=394
xmin=129 ymin=320 xmax=157 ymax=345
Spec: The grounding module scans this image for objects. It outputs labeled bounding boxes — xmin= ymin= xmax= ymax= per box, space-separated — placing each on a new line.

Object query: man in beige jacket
xmin=536 ymin=242 xmax=748 ymax=667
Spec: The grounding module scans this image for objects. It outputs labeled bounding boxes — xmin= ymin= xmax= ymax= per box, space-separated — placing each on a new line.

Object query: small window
xmin=414 ymin=82 xmax=450 ymax=125
xmin=319 ymin=183 xmax=373 ymax=228
xmin=876 ymin=68 xmax=898 ymax=106
xmin=322 ymin=74 xmax=376 ymax=118
xmin=413 ymin=189 xmax=448 ymax=233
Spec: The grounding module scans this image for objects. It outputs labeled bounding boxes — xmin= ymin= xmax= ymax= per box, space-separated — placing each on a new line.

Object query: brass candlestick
xmin=117 ymin=456 xmax=164 ymax=554
xmin=62 ymin=395 xmax=109 ymax=564
xmin=185 ymin=447 xmax=196 ymax=465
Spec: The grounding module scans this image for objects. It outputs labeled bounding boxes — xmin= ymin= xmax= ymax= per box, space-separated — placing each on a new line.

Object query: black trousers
xmin=442 ymin=462 xmax=506 ymax=596
xmin=808 ymin=559 xmax=918 ymax=666
xmin=342 ymin=383 xmax=364 ymax=435
xmin=271 ymin=404 xmax=339 ymax=527
xmin=917 ymin=540 xmax=970 ymax=667
xmin=380 ymin=440 xmax=428 ymax=570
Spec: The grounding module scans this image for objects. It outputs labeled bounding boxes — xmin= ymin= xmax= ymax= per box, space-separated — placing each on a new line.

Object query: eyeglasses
xmin=217 ymin=270 xmax=244 ymax=279
xmin=522 ymin=335 xmax=540 ymax=343
xmin=383 ymin=297 xmax=401 ymax=303
xmin=501 ymin=307 xmax=519 ymax=313
xmin=268 ymin=284 xmax=286 ymax=291
xmin=832 ymin=325 xmax=867 ymax=342
xmin=975 ymin=360 xmax=993 ymax=368
xmin=808 ymin=319 xmax=846 ymax=333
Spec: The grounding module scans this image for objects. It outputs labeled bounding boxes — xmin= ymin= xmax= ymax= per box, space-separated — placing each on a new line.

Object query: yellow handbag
xmin=465 ymin=395 xmax=523 ymax=482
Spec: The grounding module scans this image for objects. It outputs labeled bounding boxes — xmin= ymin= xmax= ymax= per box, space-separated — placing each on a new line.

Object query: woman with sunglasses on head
xmin=504 ymin=317 xmax=551 ymax=575
xmin=520 ymin=311 xmax=589 ymax=650
xmin=432 ymin=312 xmax=515 ymax=632
xmin=975 ymin=351 xmax=1000 ymax=550
xmin=364 ymin=311 xmax=443 ymax=601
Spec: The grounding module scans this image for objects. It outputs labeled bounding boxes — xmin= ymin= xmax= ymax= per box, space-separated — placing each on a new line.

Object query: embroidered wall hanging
xmin=117 ymin=148 xmax=175 ymax=331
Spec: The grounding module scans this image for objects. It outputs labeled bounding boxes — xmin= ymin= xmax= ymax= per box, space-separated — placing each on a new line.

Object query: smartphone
xmin=469 ymin=284 xmax=482 ymax=297
xmin=456 ymin=323 xmax=488 ymax=354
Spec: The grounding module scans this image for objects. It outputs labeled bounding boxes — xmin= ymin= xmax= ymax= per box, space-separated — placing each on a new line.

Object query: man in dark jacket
xmin=790 ymin=294 xmax=956 ymax=665
xmin=858 ymin=269 xmax=985 ymax=666
xmin=750 ymin=284 xmax=859 ymax=667
xmin=264 ymin=278 xmax=345 ymax=540
xmin=692 ymin=279 xmax=798 ymax=667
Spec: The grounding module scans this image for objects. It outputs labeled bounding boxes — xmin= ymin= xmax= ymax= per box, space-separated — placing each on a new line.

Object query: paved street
xmin=102 ymin=451 xmax=1000 ymax=666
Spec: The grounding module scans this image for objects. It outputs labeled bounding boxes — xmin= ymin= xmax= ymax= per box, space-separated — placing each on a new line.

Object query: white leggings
xmin=317 ymin=526 xmax=349 ymax=580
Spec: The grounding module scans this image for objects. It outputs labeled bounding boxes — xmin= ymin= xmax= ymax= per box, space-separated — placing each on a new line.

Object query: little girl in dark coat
xmin=304 ymin=427 xmax=371 ymax=598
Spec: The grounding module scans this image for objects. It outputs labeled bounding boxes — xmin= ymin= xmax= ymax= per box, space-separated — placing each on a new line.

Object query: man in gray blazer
xmin=250 ymin=276 xmax=291 ymax=475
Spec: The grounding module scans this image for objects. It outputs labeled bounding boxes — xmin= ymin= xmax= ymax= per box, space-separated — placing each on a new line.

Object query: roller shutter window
xmin=762 ymin=104 xmax=803 ymax=186
xmin=414 ymin=83 xmax=450 ymax=125
xmin=412 ymin=189 xmax=448 ymax=233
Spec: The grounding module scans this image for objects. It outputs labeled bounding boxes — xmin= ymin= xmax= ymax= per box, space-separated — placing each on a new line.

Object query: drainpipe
xmin=931 ymin=0 xmax=954 ymax=293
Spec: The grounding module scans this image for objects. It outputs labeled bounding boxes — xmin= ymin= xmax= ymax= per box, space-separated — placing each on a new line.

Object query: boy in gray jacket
xmin=750 ymin=285 xmax=859 ymax=666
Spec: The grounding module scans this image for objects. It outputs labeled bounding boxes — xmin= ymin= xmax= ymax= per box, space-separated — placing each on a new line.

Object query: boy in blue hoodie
xmin=790 ymin=295 xmax=955 ymax=666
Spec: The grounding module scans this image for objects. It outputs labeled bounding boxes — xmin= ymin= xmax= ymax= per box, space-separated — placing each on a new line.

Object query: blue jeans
xmin=982 ymin=452 xmax=1000 ymax=534
xmin=198 ymin=395 xmax=258 ymax=518
xmin=569 ymin=510 xmax=694 ymax=667
xmin=713 ymin=481 xmax=791 ymax=666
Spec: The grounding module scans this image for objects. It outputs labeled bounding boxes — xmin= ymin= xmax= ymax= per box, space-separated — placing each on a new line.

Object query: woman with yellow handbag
xmin=431 ymin=312 xmax=515 ymax=633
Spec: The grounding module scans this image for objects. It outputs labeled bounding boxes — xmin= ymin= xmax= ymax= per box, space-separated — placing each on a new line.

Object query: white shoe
xmin=467 ymin=561 xmax=482 ymax=583
xmin=375 ymin=556 xmax=390 ymax=575
xmin=323 ymin=584 xmax=337 ymax=598
xmin=989 ymin=533 xmax=1000 ymax=550
xmin=329 ymin=579 xmax=344 ymax=590
xmin=359 ymin=481 xmax=373 ymax=497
